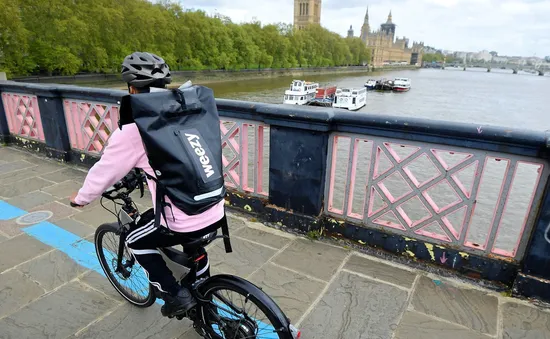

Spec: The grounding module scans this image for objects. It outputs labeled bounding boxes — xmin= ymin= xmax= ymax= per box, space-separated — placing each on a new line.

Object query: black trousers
xmin=125 ymin=208 xmax=224 ymax=296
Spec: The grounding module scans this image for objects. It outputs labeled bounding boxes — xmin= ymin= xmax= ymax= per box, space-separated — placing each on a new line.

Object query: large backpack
xmin=119 ymin=85 xmax=231 ymax=251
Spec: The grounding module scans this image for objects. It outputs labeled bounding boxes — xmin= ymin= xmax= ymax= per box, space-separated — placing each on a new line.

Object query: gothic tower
xmin=360 ymin=7 xmax=370 ymax=43
xmin=380 ymin=10 xmax=396 ymax=41
xmin=294 ymin=0 xmax=322 ymax=30
xmin=347 ymin=25 xmax=354 ymax=38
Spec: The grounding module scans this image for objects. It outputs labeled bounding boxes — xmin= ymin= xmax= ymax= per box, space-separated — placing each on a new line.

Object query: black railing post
xmin=514 ymin=178 xmax=550 ymax=300
xmin=261 ymin=107 xmax=333 ymax=220
xmin=36 ymin=89 xmax=71 ymax=160
xmin=0 ymin=91 xmax=9 ymax=144
xmin=269 ymin=126 xmax=329 ymax=216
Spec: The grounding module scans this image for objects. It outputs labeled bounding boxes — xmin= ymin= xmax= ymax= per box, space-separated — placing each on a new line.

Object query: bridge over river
xmin=1 ymin=79 xmax=550 ymax=338
xmin=441 ymin=62 xmax=549 ymax=76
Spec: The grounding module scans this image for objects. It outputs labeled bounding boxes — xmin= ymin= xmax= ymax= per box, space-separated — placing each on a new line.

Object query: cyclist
xmin=70 ymin=52 xmax=226 ymax=318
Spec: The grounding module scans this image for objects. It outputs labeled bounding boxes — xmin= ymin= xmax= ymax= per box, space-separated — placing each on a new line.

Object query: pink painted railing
xmin=221 ymin=119 xmax=270 ymax=197
xmin=61 ymin=99 xmax=270 ymax=196
xmin=63 ymin=99 xmax=120 ymax=155
xmin=325 ymin=133 xmax=547 ymax=259
xmin=1 ymin=92 xmax=45 ymax=142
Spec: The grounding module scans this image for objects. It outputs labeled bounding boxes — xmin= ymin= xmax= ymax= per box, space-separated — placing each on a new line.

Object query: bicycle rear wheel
xmin=95 ymin=223 xmax=156 ymax=307
xmin=196 ymin=274 xmax=298 ymax=339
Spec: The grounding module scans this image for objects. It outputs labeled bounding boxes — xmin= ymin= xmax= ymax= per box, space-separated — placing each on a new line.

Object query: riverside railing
xmin=1 ymin=81 xmax=549 ymax=302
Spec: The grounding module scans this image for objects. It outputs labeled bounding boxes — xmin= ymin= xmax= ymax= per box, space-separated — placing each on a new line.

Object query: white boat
xmin=332 ymin=87 xmax=367 ymax=111
xmin=364 ymin=79 xmax=377 ymax=90
xmin=392 ymin=77 xmax=411 ymax=92
xmin=283 ymin=80 xmax=319 ymax=105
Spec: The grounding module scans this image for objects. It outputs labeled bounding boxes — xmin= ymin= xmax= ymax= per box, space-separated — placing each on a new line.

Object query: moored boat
xmin=374 ymin=79 xmax=394 ymax=91
xmin=283 ymin=80 xmax=319 ymax=105
xmin=392 ymin=77 xmax=411 ymax=92
xmin=364 ymin=79 xmax=377 ymax=90
xmin=332 ymin=87 xmax=367 ymax=111
xmin=315 ymin=85 xmax=337 ymax=100
xmin=307 ymin=85 xmax=337 ymax=107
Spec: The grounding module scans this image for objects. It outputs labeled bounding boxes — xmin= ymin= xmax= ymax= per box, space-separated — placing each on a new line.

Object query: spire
xmin=347 ymin=25 xmax=354 ymax=38
xmin=387 ymin=10 xmax=392 ymax=23
xmin=364 ymin=6 xmax=369 ymax=23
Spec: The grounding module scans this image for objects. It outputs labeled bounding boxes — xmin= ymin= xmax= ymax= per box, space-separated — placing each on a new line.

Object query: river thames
xmin=205 ymin=68 xmax=548 ymax=131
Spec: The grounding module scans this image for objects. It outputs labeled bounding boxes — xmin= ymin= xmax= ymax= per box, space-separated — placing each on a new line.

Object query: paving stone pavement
xmin=1 ymin=145 xmax=550 ymax=339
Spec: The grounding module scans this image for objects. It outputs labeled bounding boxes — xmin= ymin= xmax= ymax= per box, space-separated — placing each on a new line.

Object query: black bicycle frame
xmin=114 ymin=227 xmax=132 ymax=279
xmin=114 ymin=203 xmax=138 ymax=279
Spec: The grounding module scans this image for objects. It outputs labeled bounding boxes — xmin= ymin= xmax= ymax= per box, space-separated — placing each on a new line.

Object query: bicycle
xmin=73 ymin=169 xmax=301 ymax=339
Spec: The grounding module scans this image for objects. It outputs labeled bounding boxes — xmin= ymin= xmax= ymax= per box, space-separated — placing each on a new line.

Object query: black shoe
xmin=161 ymin=288 xmax=197 ymax=317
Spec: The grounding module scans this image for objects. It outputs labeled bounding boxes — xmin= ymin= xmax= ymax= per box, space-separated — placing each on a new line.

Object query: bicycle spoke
xmin=202 ymin=287 xmax=284 ymax=339
xmin=98 ymin=228 xmax=152 ymax=304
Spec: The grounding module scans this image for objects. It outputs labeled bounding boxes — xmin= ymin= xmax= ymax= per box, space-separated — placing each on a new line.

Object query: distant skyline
xmin=170 ymin=0 xmax=549 ymax=57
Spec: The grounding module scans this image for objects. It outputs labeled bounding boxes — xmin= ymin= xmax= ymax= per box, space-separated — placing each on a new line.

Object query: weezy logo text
xmin=185 ymin=133 xmax=215 ymax=179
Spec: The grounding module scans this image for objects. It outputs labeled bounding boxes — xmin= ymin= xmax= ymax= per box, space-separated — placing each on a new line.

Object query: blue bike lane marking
xmin=1 ymin=200 xmax=279 ymax=338
xmin=0 ymin=200 xmax=27 ymax=220
xmin=0 ymin=199 xmax=158 ymax=304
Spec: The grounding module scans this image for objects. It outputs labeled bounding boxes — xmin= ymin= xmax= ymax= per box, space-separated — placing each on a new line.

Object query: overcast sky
xmin=173 ymin=0 xmax=549 ymax=57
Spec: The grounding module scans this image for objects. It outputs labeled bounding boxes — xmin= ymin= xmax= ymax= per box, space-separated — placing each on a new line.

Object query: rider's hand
xmin=69 ymin=192 xmax=84 ymax=208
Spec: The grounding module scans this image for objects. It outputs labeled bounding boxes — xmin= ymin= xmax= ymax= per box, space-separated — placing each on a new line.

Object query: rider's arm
xmin=74 ymin=124 xmax=142 ymax=206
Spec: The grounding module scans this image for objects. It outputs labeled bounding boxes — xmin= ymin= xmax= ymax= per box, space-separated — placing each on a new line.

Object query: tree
xmin=4 ymin=0 xmax=373 ymax=76
xmin=490 ymin=51 xmax=498 ymax=57
xmin=0 ymin=0 xmax=32 ymax=75
xmin=422 ymin=53 xmax=445 ymax=63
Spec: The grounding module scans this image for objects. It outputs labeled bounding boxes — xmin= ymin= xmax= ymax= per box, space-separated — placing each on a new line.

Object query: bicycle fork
xmin=115 ymin=229 xmax=134 ymax=279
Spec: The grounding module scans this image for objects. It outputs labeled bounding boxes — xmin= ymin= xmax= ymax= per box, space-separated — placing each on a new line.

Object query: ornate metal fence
xmin=325 ymin=133 xmax=547 ymax=260
xmin=1 ymin=92 xmax=45 ymax=142
xmin=63 ymin=99 xmax=120 ymax=154
xmin=3 ymin=81 xmax=550 ymax=300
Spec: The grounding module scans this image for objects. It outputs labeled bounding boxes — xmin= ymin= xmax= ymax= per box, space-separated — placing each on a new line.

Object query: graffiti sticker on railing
xmin=326 ymin=134 xmax=546 ymax=259
xmin=1 ymin=92 xmax=45 ymax=142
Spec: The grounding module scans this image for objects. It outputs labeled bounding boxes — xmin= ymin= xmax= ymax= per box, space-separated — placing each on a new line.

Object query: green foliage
xmin=422 ymin=52 xmax=459 ymax=64
xmin=2 ymin=0 xmax=371 ymax=76
xmin=306 ymin=227 xmax=325 ymax=240
xmin=422 ymin=53 xmax=445 ymax=63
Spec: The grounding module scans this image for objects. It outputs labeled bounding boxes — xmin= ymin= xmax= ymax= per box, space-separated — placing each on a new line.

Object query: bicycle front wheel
xmin=95 ymin=223 xmax=156 ymax=307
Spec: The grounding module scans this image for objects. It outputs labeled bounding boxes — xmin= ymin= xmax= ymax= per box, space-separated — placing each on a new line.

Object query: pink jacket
xmin=75 ymin=122 xmax=225 ymax=233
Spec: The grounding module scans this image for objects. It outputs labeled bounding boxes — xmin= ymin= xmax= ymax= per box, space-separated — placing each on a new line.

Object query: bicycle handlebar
xmin=101 ymin=169 xmax=146 ymax=202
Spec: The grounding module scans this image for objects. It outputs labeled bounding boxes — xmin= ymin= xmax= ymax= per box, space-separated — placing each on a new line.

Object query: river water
xmin=206 ymin=67 xmax=549 ymax=131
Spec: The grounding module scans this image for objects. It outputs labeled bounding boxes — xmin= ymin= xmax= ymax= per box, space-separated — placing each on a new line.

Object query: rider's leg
xmin=184 ymin=246 xmax=210 ymax=279
xmin=126 ymin=221 xmax=181 ymax=294
xmin=126 ymin=221 xmax=197 ymax=315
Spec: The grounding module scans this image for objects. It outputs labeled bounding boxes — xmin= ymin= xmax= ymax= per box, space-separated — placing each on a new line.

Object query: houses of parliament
xmin=293 ymin=1 xmax=424 ymax=66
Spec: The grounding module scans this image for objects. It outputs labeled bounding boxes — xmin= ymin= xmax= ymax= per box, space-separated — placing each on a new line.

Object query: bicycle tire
xmin=95 ymin=223 xmax=156 ymax=307
xmin=197 ymin=274 xmax=294 ymax=339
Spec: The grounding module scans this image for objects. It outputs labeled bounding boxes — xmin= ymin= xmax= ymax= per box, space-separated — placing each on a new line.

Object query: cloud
xmin=173 ymin=0 xmax=550 ymax=56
